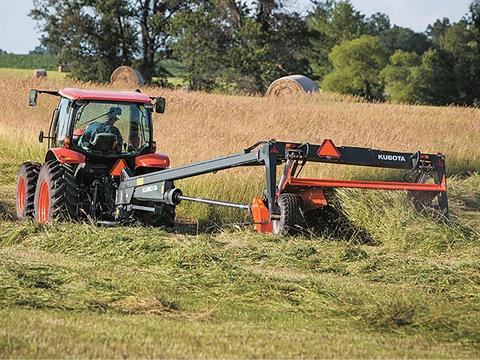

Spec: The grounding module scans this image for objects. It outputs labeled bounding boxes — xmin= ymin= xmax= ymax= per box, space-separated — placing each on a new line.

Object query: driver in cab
xmin=80 ymin=107 xmax=124 ymax=152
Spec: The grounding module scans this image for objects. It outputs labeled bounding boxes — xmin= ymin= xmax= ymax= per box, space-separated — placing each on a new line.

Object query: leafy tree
xmin=29 ymin=45 xmax=49 ymax=55
xmin=440 ymin=20 xmax=480 ymax=104
xmin=381 ymin=50 xmax=420 ymax=103
xmin=306 ymin=1 xmax=390 ymax=80
xmin=222 ymin=17 xmax=274 ymax=92
xmin=225 ymin=11 xmax=310 ymax=93
xmin=170 ymin=1 xmax=231 ymax=90
xmin=322 ymin=35 xmax=388 ymax=99
xmin=172 ymin=0 xmax=309 ymax=93
xmin=31 ymin=0 xmax=137 ymax=82
xmin=327 ymin=1 xmax=367 ymax=42
xmin=426 ymin=17 xmax=451 ymax=45
xmin=411 ymin=49 xmax=457 ymax=105
xmin=365 ymin=12 xmax=391 ymax=35
xmin=266 ymin=12 xmax=310 ymax=78
xmin=31 ymin=0 xmax=188 ymax=82
xmin=257 ymin=0 xmax=279 ymax=30
xmin=470 ymin=0 xmax=480 ymax=34
xmin=379 ymin=26 xmax=431 ymax=55
xmin=136 ymin=0 xmax=190 ymax=81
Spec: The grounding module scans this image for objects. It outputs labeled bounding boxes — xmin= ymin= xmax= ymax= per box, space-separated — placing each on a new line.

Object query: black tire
xmin=16 ymin=161 xmax=41 ymax=219
xmin=271 ymin=193 xmax=303 ymax=235
xmin=34 ymin=160 xmax=79 ymax=223
xmin=139 ymin=202 xmax=176 ymax=229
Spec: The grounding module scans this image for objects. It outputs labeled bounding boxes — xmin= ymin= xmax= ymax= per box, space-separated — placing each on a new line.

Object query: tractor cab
xmin=72 ymin=100 xmax=151 ymax=157
xmin=32 ymin=88 xmax=165 ymax=160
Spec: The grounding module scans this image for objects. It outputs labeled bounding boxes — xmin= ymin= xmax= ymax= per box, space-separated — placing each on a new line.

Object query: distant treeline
xmin=0 ymin=53 xmax=58 ymax=71
xmin=24 ymin=0 xmax=480 ymax=105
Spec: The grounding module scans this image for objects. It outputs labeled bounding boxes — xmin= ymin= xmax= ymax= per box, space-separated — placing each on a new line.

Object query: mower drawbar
xmin=115 ymin=139 xmax=448 ymax=235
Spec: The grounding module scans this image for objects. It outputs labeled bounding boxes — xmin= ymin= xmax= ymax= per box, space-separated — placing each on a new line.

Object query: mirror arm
xmin=39 ymin=130 xmax=54 ymax=143
xmin=38 ymin=90 xmax=60 ymax=96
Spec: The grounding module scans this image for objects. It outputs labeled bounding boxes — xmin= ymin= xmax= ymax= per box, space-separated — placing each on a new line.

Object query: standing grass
xmin=0 ymin=54 xmax=58 ymax=71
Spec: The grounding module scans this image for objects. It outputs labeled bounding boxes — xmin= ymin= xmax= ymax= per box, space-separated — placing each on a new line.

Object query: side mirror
xmin=29 ymin=89 xmax=38 ymax=106
xmin=39 ymin=130 xmax=44 ymax=143
xmin=155 ymin=97 xmax=166 ymax=113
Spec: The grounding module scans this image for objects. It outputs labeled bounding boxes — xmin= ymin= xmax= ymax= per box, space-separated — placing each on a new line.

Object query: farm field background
xmin=0 ymin=74 xmax=479 ymax=358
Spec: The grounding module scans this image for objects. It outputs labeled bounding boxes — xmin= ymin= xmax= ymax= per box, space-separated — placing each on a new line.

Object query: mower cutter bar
xmin=287 ymin=177 xmax=447 ymax=192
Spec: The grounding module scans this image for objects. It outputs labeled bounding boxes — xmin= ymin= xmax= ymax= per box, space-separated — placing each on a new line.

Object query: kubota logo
xmin=141 ymin=185 xmax=158 ymax=193
xmin=378 ymin=154 xmax=406 ymax=162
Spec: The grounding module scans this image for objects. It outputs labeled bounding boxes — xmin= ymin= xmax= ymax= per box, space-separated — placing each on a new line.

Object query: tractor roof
xmin=59 ymin=88 xmax=152 ymax=104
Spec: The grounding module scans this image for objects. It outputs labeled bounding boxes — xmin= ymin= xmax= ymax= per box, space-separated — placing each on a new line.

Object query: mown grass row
xmin=0 ymin=214 xmax=479 ymax=350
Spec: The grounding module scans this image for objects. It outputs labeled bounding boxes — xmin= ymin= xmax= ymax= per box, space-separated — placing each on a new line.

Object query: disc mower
xmin=17 ymin=88 xmax=448 ymax=235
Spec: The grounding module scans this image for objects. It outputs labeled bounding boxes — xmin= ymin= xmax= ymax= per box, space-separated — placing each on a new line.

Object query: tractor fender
xmin=45 ymin=148 xmax=86 ymax=165
xmin=134 ymin=153 xmax=170 ymax=170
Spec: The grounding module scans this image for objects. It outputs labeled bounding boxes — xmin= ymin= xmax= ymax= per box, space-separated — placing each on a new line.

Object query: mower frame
xmin=115 ymin=139 xmax=448 ymax=232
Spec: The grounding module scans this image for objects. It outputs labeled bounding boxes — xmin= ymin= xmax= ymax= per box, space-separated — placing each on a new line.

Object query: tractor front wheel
xmin=16 ymin=162 xmax=41 ymax=219
xmin=34 ymin=160 xmax=79 ymax=224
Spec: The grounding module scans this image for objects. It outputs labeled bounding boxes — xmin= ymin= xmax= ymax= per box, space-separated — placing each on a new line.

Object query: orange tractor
xmin=16 ymin=88 xmax=174 ymax=227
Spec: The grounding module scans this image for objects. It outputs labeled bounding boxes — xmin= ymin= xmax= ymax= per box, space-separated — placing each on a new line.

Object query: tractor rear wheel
xmin=271 ymin=193 xmax=303 ymax=235
xmin=16 ymin=161 xmax=41 ymax=219
xmin=34 ymin=160 xmax=79 ymax=224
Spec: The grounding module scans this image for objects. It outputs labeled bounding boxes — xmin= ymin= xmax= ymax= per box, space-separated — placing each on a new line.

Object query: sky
xmin=0 ymin=0 xmax=473 ymax=54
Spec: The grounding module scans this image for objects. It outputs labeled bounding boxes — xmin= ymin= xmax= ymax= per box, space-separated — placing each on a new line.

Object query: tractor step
xmin=97 ymin=220 xmax=119 ymax=227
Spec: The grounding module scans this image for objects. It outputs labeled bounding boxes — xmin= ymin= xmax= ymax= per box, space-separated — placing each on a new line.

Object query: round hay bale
xmin=33 ymin=69 xmax=47 ymax=78
xmin=110 ymin=66 xmax=145 ymax=86
xmin=266 ymin=75 xmax=319 ymax=96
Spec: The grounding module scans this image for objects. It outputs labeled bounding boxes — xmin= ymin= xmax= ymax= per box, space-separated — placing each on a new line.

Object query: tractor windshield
xmin=73 ymin=101 xmax=151 ymax=156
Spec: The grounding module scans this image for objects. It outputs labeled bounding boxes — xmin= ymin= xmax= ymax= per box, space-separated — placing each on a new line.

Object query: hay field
xmin=0 ymin=74 xmax=479 ymax=358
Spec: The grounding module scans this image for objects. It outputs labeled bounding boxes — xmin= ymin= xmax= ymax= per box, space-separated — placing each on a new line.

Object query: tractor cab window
xmin=72 ymin=101 xmax=151 ymax=156
xmin=52 ymin=97 xmax=72 ymax=147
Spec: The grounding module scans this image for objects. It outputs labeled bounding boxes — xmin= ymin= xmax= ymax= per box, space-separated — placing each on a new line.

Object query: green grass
xmin=0 ymin=54 xmax=58 ymax=71
xmin=0 ymin=67 xmax=67 ymax=80
xmin=0 ymin=135 xmax=479 ymax=358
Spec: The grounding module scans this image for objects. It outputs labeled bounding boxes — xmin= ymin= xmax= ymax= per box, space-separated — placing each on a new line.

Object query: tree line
xmin=30 ymin=0 xmax=480 ymax=105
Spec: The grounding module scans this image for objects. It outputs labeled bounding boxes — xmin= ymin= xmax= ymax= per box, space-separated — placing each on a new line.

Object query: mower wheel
xmin=140 ymin=202 xmax=176 ymax=229
xmin=34 ymin=160 xmax=79 ymax=224
xmin=271 ymin=193 xmax=303 ymax=235
xmin=16 ymin=161 xmax=41 ymax=219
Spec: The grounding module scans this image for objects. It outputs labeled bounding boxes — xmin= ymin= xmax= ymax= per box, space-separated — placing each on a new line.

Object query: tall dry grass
xmin=1 ymin=76 xmax=478 ymax=170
